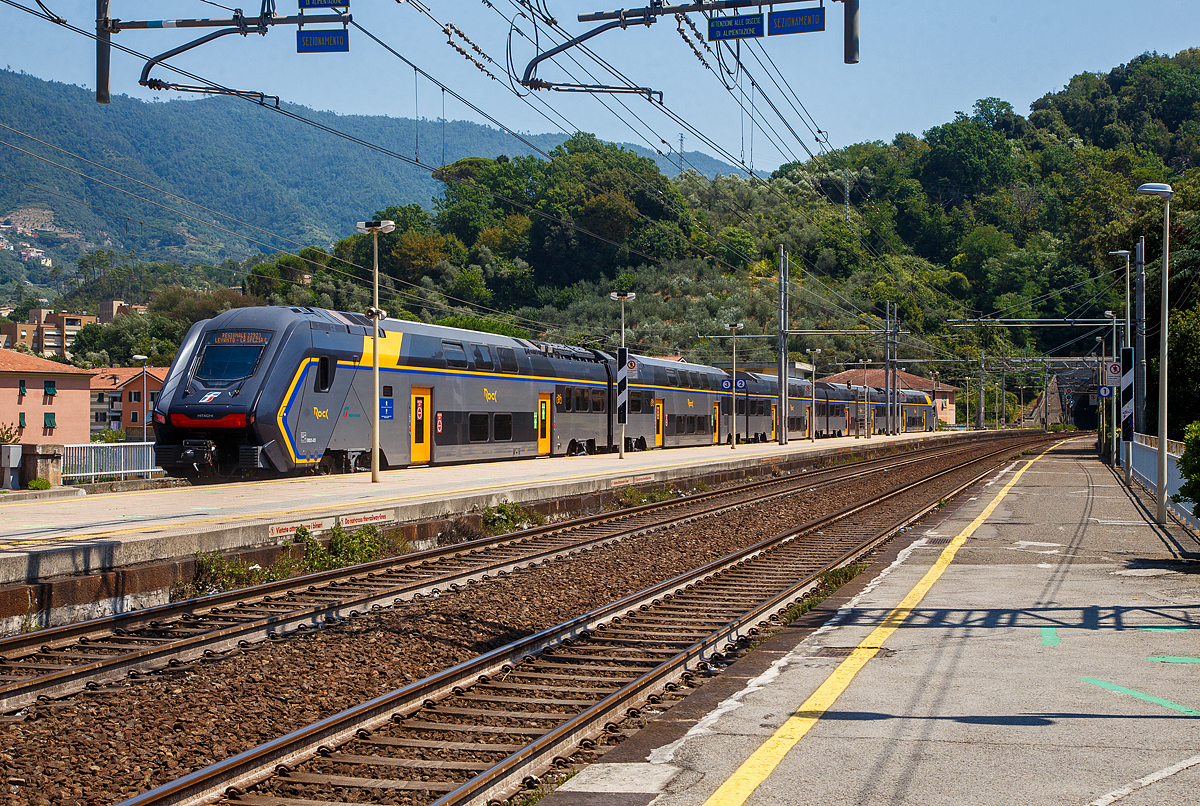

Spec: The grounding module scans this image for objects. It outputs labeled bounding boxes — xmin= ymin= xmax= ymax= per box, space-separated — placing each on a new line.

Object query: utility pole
xmin=97 ymin=0 xmax=112 ymax=104
xmin=1134 ymin=236 xmax=1147 ymax=434
xmin=977 ymin=351 xmax=985 ymax=430
xmin=777 ymin=244 xmax=789 ymax=446
xmin=884 ymin=303 xmax=892 ymax=435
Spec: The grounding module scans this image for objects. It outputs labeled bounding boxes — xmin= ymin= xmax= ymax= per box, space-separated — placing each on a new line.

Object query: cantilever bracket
xmin=139 ymin=27 xmax=250 ymax=86
xmin=142 ymin=78 xmax=281 ymax=108
xmin=520 ymin=13 xmax=662 ymax=99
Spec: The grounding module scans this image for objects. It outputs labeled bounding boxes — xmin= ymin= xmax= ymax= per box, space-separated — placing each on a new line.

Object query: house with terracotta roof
xmin=0 ymin=349 xmax=94 ymax=444
xmin=819 ymin=368 xmax=958 ymax=426
xmin=89 ymin=366 xmax=170 ymax=440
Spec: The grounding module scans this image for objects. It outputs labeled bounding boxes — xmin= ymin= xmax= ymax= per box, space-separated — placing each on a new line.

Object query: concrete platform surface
xmin=0 ymin=430 xmax=972 ymax=586
xmin=543 ymin=437 xmax=1200 ymax=806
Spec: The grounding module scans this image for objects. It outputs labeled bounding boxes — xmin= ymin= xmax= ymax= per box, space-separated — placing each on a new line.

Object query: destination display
xmin=297 ymin=29 xmax=349 ymax=53
xmin=206 ymin=330 xmax=272 ymax=346
xmin=768 ymin=6 xmax=824 ymax=35
xmin=708 ymin=14 xmax=763 ymax=41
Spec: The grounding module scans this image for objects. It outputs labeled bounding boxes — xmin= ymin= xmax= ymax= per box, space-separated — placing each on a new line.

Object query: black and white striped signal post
xmin=1121 ymin=347 xmax=1134 ymax=485
xmin=617 ymin=348 xmax=629 ymax=458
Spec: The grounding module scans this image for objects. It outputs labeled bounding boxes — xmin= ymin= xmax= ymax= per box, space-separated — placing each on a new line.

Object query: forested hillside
xmin=0 ymin=68 xmax=745 ymax=275
xmin=7 ymin=50 xmax=1200 ymax=433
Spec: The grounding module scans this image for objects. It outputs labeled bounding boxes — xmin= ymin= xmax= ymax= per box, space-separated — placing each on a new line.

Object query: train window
xmin=470 ymin=344 xmax=494 ymax=371
xmin=630 ymin=391 xmax=642 ymax=413
xmin=443 ymin=341 xmax=468 ymax=368
xmin=698 ymin=415 xmax=707 ymax=433
xmin=315 ymin=356 xmax=333 ymax=392
xmin=574 ymin=387 xmax=589 ymax=412
xmin=469 ymin=413 xmax=490 ymax=442
xmin=493 ymin=413 xmax=513 ymax=441
xmin=496 ymin=347 xmax=518 ymax=373
xmin=679 ymin=372 xmax=690 ymax=389
xmin=689 ymin=371 xmax=700 ymax=388
xmin=736 ymin=398 xmax=745 ymax=415
xmin=675 ymin=415 xmax=685 ymax=434
xmin=818 ymin=402 xmax=827 ymax=417
xmin=720 ymin=398 xmax=730 ymax=415
xmin=195 ymin=330 xmax=274 ymax=387
xmin=592 ymin=388 xmax=606 ymax=412
xmin=666 ymin=368 xmax=678 ymax=387
xmin=687 ymin=415 xmax=696 ymax=434
xmin=702 ymin=374 xmax=712 ymax=390
xmin=643 ymin=389 xmax=654 ymax=402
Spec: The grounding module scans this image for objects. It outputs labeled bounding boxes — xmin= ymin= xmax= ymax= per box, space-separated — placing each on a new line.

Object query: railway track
xmin=113 ymin=433 xmax=1053 ymax=806
xmin=0 ymin=438 xmax=1006 ymax=713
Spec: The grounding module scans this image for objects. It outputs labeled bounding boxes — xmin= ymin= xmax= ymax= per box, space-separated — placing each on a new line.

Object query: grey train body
xmin=150 ymin=306 xmax=937 ymax=478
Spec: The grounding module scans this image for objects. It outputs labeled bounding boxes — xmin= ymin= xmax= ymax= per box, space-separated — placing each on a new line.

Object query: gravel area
xmin=0 ymin=443 xmax=1020 ymax=805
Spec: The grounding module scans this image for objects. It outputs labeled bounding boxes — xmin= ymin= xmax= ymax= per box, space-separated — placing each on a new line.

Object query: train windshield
xmin=194 ymin=330 xmax=274 ymax=387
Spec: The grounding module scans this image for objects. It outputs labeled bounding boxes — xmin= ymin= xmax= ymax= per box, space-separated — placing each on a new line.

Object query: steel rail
xmin=0 ymin=441 xmax=992 ymax=711
xmin=113 ymin=434 xmax=1051 ymax=806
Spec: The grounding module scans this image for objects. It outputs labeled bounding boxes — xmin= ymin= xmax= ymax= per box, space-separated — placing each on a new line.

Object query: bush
xmin=479 ymin=500 xmax=544 ymax=534
xmin=26 ymin=478 xmax=50 ymax=490
xmin=1171 ymin=421 xmax=1200 ymax=517
xmin=0 ymin=422 xmax=17 ymax=443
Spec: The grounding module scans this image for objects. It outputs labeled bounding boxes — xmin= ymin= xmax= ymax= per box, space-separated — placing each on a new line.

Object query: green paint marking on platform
xmin=1080 ymin=678 xmax=1200 ymax=716
xmin=1147 ymin=656 xmax=1200 ymax=664
xmin=1138 ymin=626 xmax=1197 ymax=632
xmin=1040 ymin=626 xmax=1060 ymax=646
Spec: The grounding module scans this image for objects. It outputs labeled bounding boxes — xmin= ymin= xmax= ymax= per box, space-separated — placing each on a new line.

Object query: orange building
xmin=90 ymin=366 xmax=169 ymax=440
xmin=0 ymin=349 xmax=94 ymax=444
xmin=0 ymin=309 xmax=98 ymax=359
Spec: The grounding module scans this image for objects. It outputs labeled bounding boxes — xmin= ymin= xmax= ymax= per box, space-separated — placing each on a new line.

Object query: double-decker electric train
xmin=151 ymin=306 xmax=937 ymax=478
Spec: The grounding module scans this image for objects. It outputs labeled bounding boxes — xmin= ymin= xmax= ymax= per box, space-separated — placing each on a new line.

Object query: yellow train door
xmin=537 ymin=393 xmax=552 ymax=455
xmin=410 ymin=387 xmax=431 ymax=464
xmin=654 ymin=399 xmax=664 ymax=447
xmin=713 ymin=402 xmax=720 ymax=444
xmin=771 ymin=404 xmax=777 ymax=441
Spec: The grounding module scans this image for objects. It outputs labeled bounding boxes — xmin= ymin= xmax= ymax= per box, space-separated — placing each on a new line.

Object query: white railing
xmin=62 ymin=442 xmax=163 ymax=483
xmin=1130 ymin=431 xmax=1199 ymax=531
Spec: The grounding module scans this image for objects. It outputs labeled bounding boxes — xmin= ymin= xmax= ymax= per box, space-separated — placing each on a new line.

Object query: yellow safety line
xmin=700 ymin=439 xmax=1064 ymax=806
xmin=0 ymin=438 xmax=859 ymax=546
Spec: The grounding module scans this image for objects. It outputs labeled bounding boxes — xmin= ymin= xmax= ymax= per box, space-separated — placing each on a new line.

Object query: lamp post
xmin=132 ymin=353 xmax=148 ymax=442
xmin=610 ymin=291 xmax=636 ymax=459
xmin=1137 ymin=182 xmax=1172 ymax=522
xmin=724 ymin=324 xmax=743 ymax=448
xmin=805 ymin=348 xmax=821 ymax=442
xmin=1105 ymin=310 xmax=1119 ymax=466
xmin=356 ymin=219 xmax=396 ymax=483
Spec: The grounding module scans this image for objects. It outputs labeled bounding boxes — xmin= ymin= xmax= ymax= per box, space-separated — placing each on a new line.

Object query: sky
xmin=1 ymin=0 xmax=1197 ymax=172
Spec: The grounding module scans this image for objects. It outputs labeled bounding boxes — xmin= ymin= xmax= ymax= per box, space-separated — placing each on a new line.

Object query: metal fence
xmin=62 ymin=442 xmax=163 ymax=483
xmin=1130 ymin=432 xmax=1199 ymax=531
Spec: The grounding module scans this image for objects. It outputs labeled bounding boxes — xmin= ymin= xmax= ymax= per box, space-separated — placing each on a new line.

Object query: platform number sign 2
xmin=616 ymin=348 xmax=629 ymax=426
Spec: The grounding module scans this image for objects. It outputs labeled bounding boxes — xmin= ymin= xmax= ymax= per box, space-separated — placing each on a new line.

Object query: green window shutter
xmin=44 ymin=380 xmax=57 ymax=396
xmin=44 ymin=412 xmax=56 ymax=428
xmin=18 ymin=412 xmax=25 ymax=428
xmin=18 ymin=380 xmax=26 ymax=395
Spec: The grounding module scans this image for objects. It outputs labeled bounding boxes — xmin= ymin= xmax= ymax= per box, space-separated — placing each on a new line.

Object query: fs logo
xmin=199 ymin=391 xmax=221 ymax=403
xmin=313 ymin=407 xmax=329 ymax=419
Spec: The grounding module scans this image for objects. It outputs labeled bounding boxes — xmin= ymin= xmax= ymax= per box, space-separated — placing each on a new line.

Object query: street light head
xmin=1104 ymin=310 xmax=1114 ymax=318
xmin=806 ymin=348 xmax=821 ymax=355
xmin=1137 ymin=183 xmax=1173 ymax=200
xmin=609 ymin=291 xmax=636 ymax=301
xmin=356 ymin=220 xmax=396 ymax=234
xmin=724 ymin=323 xmax=744 ymax=331
xmin=1108 ymin=250 xmax=1130 ymax=257
xmin=132 ymin=354 xmax=148 ymax=361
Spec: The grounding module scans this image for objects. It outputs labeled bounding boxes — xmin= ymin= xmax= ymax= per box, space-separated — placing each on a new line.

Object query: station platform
xmin=545 ymin=437 xmax=1200 ymax=806
xmin=0 ymin=430 xmax=989 ymax=591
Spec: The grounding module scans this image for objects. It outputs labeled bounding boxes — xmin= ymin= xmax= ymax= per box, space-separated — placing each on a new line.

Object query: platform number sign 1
xmin=616 ymin=348 xmax=629 ymax=426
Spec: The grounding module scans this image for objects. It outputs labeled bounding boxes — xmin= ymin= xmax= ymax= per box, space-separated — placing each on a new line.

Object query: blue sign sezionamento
xmin=297 ymin=29 xmax=349 ymax=53
xmin=708 ymin=14 xmax=763 ymax=41
xmin=768 ymin=6 xmax=824 ymax=36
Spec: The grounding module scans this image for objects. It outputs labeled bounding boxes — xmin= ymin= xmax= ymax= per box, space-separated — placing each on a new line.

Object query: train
xmin=150 ymin=306 xmax=937 ymax=478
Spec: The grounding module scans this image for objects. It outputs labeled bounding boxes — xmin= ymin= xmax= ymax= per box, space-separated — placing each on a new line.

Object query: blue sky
xmin=1 ymin=1 xmax=1197 ymax=171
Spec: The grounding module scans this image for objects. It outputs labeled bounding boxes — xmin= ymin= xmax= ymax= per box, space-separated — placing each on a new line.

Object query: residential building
xmin=98 ymin=300 xmax=148 ymax=324
xmin=89 ymin=366 xmax=169 ymax=440
xmin=818 ymin=368 xmax=958 ymax=426
xmin=0 ymin=349 xmax=94 ymax=444
xmin=0 ymin=309 xmax=99 ymax=359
